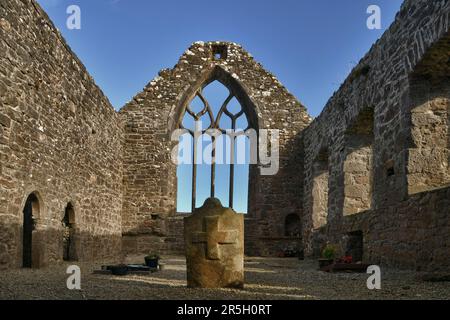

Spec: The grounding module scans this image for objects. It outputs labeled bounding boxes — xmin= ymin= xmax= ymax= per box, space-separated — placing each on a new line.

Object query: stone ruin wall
xmin=0 ymin=0 xmax=448 ymax=272
xmin=119 ymin=41 xmax=312 ymax=257
xmin=302 ymin=0 xmax=450 ymax=271
xmin=0 ymin=0 xmax=123 ymax=269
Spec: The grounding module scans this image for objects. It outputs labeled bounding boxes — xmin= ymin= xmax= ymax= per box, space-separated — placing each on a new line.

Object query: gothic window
xmin=176 ymin=81 xmax=253 ymax=213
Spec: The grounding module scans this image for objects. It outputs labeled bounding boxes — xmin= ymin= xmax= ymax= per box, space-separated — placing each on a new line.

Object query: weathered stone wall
xmin=343 ymin=144 xmax=373 ymax=216
xmin=311 ymin=154 xmax=329 ymax=229
xmin=343 ymin=111 xmax=374 ymax=216
xmin=408 ymin=38 xmax=450 ymax=194
xmin=120 ymin=42 xmax=311 ymax=256
xmin=337 ymin=187 xmax=450 ymax=271
xmin=0 ymin=0 xmax=448 ymax=273
xmin=302 ymin=0 xmax=450 ymax=271
xmin=0 ymin=0 xmax=123 ymax=269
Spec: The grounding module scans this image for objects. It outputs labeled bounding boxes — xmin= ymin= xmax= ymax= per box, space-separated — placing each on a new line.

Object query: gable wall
xmin=119 ymin=42 xmax=312 ymax=256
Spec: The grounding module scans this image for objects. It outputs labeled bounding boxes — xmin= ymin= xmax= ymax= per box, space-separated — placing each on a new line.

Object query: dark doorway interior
xmin=62 ymin=203 xmax=76 ymax=261
xmin=346 ymin=231 xmax=364 ymax=262
xmin=22 ymin=194 xmax=38 ymax=268
xmin=285 ymin=213 xmax=301 ymax=237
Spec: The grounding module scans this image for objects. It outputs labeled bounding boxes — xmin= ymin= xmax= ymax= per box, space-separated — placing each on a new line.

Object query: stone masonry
xmin=302 ymin=0 xmax=450 ymax=271
xmin=119 ymin=41 xmax=311 ymax=257
xmin=0 ymin=0 xmax=449 ymax=272
xmin=0 ymin=0 xmax=123 ymax=268
xmin=184 ymin=198 xmax=244 ymax=289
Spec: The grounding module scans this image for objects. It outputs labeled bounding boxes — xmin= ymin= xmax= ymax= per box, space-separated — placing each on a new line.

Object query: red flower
xmin=343 ymin=256 xmax=353 ymax=264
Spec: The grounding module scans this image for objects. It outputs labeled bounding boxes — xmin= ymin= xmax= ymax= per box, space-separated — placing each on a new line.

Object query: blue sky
xmin=37 ymin=0 xmax=403 ymax=116
xmin=37 ymin=0 xmax=403 ymax=212
xmin=176 ymin=82 xmax=251 ymax=212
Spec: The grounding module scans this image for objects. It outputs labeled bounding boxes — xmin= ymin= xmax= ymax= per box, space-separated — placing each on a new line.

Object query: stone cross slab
xmin=192 ymin=215 xmax=238 ymax=260
xmin=184 ymin=198 xmax=244 ymax=289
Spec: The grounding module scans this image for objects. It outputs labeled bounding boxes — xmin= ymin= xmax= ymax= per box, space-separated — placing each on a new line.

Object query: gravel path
xmin=0 ymin=256 xmax=448 ymax=300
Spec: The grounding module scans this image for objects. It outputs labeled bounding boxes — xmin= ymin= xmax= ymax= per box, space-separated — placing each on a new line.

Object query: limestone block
xmin=184 ymin=198 xmax=244 ymax=289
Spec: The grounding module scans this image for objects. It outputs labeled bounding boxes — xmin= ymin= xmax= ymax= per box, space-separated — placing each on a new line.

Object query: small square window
xmin=387 ymin=167 xmax=395 ymax=177
xmin=212 ymin=45 xmax=227 ymax=61
xmin=385 ymin=160 xmax=395 ymax=177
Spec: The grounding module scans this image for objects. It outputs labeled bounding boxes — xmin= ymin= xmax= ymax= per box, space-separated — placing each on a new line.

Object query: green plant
xmin=145 ymin=253 xmax=160 ymax=260
xmin=321 ymin=244 xmax=336 ymax=260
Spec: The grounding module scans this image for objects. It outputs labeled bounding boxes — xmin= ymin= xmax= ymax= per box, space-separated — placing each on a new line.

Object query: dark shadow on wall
xmin=0 ymin=220 xmax=123 ymax=269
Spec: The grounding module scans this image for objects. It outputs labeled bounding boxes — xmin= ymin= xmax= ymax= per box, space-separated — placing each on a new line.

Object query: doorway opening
xmin=22 ymin=193 xmax=40 ymax=268
xmin=346 ymin=231 xmax=364 ymax=263
xmin=62 ymin=203 xmax=76 ymax=261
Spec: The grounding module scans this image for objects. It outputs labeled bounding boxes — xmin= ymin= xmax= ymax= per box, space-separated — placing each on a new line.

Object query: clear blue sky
xmin=176 ymin=82 xmax=251 ymax=212
xmin=37 ymin=0 xmax=403 ymax=212
xmin=37 ymin=0 xmax=402 ymax=116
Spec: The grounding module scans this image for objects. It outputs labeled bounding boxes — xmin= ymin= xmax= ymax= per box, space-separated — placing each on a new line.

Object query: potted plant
xmin=319 ymin=244 xmax=336 ymax=268
xmin=144 ymin=253 xmax=160 ymax=269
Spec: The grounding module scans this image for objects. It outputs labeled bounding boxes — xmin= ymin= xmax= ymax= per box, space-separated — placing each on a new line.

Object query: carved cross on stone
xmin=192 ymin=215 xmax=238 ymax=260
xmin=184 ymin=198 xmax=244 ymax=288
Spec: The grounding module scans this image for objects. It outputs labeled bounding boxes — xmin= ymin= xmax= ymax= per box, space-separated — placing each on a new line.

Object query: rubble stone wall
xmin=0 ymin=0 xmax=449 ymax=272
xmin=0 ymin=0 xmax=123 ymax=269
xmin=302 ymin=0 xmax=450 ymax=271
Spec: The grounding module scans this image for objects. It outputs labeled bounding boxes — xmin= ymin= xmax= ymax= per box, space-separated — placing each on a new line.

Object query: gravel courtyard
xmin=0 ymin=256 xmax=448 ymax=300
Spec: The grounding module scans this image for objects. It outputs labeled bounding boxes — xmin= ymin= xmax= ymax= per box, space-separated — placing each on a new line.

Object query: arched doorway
xmin=22 ymin=193 xmax=39 ymax=268
xmin=62 ymin=203 xmax=76 ymax=261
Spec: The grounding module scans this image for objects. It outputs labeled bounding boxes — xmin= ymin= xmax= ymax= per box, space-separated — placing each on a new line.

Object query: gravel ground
xmin=0 ymin=256 xmax=448 ymax=300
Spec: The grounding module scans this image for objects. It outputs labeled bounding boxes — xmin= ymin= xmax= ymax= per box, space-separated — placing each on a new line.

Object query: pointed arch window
xmin=176 ymin=80 xmax=254 ymax=213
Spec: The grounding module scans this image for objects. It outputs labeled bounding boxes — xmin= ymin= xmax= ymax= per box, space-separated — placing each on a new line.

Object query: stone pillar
xmin=184 ymin=198 xmax=244 ymax=289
